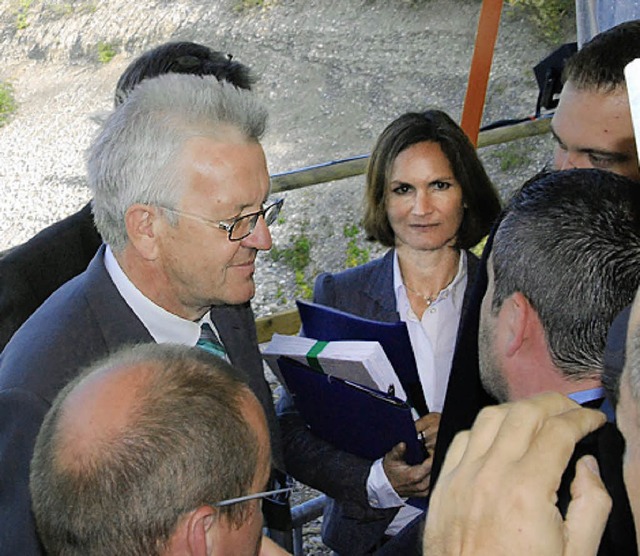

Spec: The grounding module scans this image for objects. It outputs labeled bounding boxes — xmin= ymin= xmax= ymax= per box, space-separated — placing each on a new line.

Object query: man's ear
xmin=124 ymin=204 xmax=161 ymax=260
xmin=185 ymin=506 xmax=216 ymax=556
xmin=503 ymin=291 xmax=532 ymax=358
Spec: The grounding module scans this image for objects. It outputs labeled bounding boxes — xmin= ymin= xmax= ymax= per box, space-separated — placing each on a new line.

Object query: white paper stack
xmin=263 ymin=333 xmax=408 ymax=401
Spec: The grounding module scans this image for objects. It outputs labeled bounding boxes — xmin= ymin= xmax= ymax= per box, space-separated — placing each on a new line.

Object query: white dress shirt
xmin=367 ymin=250 xmax=468 ymax=534
xmin=103 ymin=246 xmax=221 ymax=346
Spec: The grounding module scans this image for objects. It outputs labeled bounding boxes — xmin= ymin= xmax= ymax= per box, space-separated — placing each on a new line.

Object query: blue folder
xmin=277 ymin=356 xmax=427 ymax=466
xmin=296 ymin=299 xmax=429 ymax=416
xmin=278 ymin=356 xmax=428 ymax=510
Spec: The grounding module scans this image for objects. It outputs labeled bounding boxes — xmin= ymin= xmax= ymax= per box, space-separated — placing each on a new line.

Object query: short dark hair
xmin=363 ymin=110 xmax=501 ymax=249
xmin=30 ymin=343 xmax=261 ymax=556
xmin=114 ymin=41 xmax=255 ymax=106
xmin=563 ymin=20 xmax=640 ymax=93
xmin=491 ymin=169 xmax=640 ymax=380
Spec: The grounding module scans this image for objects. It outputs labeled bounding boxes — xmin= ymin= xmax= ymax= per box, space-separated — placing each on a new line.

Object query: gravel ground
xmin=0 ymin=0 xmax=573 ymax=552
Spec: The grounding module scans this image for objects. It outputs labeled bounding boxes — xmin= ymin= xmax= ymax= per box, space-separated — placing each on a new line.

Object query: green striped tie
xmin=196 ymin=323 xmax=228 ymax=362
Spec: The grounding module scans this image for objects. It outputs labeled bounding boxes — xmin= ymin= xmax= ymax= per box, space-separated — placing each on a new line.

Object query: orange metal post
xmin=460 ymin=0 xmax=504 ymax=146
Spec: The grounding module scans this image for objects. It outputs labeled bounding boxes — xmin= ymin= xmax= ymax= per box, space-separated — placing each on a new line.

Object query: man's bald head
xmin=30 ymin=343 xmax=268 ymax=556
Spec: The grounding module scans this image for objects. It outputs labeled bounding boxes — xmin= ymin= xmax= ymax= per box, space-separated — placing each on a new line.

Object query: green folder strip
xmin=306 ymin=340 xmax=329 ymax=372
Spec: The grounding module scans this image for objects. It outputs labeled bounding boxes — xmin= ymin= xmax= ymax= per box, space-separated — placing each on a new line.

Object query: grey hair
xmin=87 ymin=74 xmax=268 ymax=251
xmin=491 ymin=169 xmax=640 ymax=381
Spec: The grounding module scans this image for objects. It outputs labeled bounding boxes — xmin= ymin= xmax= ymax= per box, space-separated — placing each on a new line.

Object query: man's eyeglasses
xmin=213 ymin=486 xmax=292 ymax=508
xmin=160 ymin=198 xmax=284 ymax=241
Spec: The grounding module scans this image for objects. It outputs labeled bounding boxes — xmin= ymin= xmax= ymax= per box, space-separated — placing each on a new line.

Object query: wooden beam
xmin=256 ymin=308 xmax=301 ymax=344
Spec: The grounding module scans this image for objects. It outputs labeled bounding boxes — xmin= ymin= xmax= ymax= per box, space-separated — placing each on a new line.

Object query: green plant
xmin=345 ymin=242 xmax=370 ymax=268
xmin=295 ymin=270 xmax=313 ymax=300
xmin=0 ymin=81 xmax=17 ymax=127
xmin=271 ymin=232 xmax=313 ymax=299
xmin=234 ymin=0 xmax=266 ymax=12
xmin=97 ymin=41 xmax=117 ymax=64
xmin=343 ymin=224 xmax=359 ymax=239
xmin=275 ymin=284 xmax=287 ymax=305
xmin=270 ymin=234 xmax=311 ymax=271
xmin=343 ymin=224 xmax=370 ymax=268
xmin=495 ymin=143 xmax=530 ymax=172
xmin=506 ymin=0 xmax=573 ymax=43
xmin=15 ymin=0 xmax=33 ymax=30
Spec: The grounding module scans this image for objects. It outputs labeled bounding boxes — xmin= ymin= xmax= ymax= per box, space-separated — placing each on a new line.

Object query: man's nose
xmin=242 ymin=215 xmax=272 ymax=250
xmin=554 ymin=148 xmax=579 ymax=171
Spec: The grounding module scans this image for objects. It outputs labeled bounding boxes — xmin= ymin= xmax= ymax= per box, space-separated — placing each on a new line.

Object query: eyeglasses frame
xmin=159 ymin=198 xmax=284 ymax=241
xmin=213 ymin=486 xmax=292 ymax=508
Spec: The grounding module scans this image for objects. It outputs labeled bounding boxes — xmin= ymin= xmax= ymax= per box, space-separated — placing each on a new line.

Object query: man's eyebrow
xmin=551 ymin=126 xmax=631 ymax=161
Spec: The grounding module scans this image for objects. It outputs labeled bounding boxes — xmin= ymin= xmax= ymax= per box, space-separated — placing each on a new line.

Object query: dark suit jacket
xmin=430 ymin=227 xmax=497 ymax=488
xmin=378 ymin=401 xmax=638 ymax=556
xmin=0 ymin=246 xmax=281 ymax=555
xmin=0 ymin=202 xmax=101 ymax=350
xmin=558 ymin=400 xmax=637 ymax=556
xmin=277 ymin=249 xmax=478 ymax=555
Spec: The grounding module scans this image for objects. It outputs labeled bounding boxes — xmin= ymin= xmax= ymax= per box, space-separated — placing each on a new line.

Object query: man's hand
xmin=424 ymin=392 xmax=611 ymax=556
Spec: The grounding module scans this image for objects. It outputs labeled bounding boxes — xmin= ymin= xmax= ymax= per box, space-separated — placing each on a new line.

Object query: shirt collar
xmin=103 ymin=245 xmax=201 ymax=346
xmin=567 ymin=387 xmax=606 ymax=405
xmin=393 ymin=249 xmax=467 ymax=310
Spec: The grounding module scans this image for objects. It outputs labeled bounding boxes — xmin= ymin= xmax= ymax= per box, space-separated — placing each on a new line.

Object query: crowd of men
xmin=1 ymin=16 xmax=640 ymax=556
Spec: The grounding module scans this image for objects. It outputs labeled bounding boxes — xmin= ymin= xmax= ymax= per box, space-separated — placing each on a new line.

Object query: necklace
xmin=403 ymin=283 xmax=437 ymax=306
xmin=403 ymin=270 xmax=458 ymax=307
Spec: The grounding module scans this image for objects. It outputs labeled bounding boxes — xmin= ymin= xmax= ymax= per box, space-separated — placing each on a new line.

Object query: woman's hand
xmin=415 ymin=411 xmax=441 ymax=452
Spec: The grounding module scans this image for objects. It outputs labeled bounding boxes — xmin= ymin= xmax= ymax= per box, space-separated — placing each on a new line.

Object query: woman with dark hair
xmin=316 ymin=110 xmax=500 ymax=411
xmin=312 ymin=110 xmax=501 ymax=550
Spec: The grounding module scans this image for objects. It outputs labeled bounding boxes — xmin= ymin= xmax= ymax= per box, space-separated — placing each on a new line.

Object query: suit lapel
xmin=82 ymin=245 xmax=153 ymax=349
xmin=361 ymin=250 xmax=399 ymax=322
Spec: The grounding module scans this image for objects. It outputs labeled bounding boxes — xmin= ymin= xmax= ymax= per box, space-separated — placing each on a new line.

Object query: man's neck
xmin=114 ymin=246 xmax=205 ymax=321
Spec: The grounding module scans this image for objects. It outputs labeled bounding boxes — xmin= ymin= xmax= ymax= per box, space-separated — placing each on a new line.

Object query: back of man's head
xmin=87 ymin=73 xmax=268 ymax=252
xmin=564 ymin=19 xmax=640 ymax=92
xmin=491 ymin=169 xmax=640 ymax=379
xmin=30 ymin=343 xmax=266 ymax=556
xmin=114 ymin=41 xmax=255 ymax=106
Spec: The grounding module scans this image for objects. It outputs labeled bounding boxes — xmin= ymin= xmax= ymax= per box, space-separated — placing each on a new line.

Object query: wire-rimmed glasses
xmin=213 ymin=486 xmax=292 ymax=508
xmin=160 ymin=198 xmax=284 ymax=241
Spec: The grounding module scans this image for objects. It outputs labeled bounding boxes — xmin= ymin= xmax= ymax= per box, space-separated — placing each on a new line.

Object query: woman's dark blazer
xmin=277 ymin=248 xmax=478 ymax=555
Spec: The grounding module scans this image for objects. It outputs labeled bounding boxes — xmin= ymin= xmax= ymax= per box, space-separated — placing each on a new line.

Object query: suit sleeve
xmin=277 ymin=388 xmax=381 ymax=512
xmin=313 ymin=272 xmax=336 ymax=307
xmin=0 ymin=388 xmax=49 ymax=555
xmin=277 ymin=271 xmax=384 ymax=515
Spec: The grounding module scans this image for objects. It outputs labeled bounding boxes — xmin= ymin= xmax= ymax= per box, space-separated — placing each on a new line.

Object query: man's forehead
xmin=554 ymin=84 xmax=634 ymax=143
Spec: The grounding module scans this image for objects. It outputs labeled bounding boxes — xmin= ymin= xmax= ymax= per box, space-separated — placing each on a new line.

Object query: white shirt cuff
xmin=366 ymin=458 xmax=405 ymax=509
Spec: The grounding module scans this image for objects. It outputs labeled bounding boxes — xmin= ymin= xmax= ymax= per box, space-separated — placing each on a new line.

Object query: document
xmin=263 ymin=333 xmax=408 ymax=400
xmin=296 ymin=299 xmax=428 ymax=415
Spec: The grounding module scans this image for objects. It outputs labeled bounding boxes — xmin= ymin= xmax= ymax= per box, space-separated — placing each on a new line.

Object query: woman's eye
xmin=432 ymin=181 xmax=451 ymax=190
xmin=392 ymin=183 xmax=412 ymax=194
